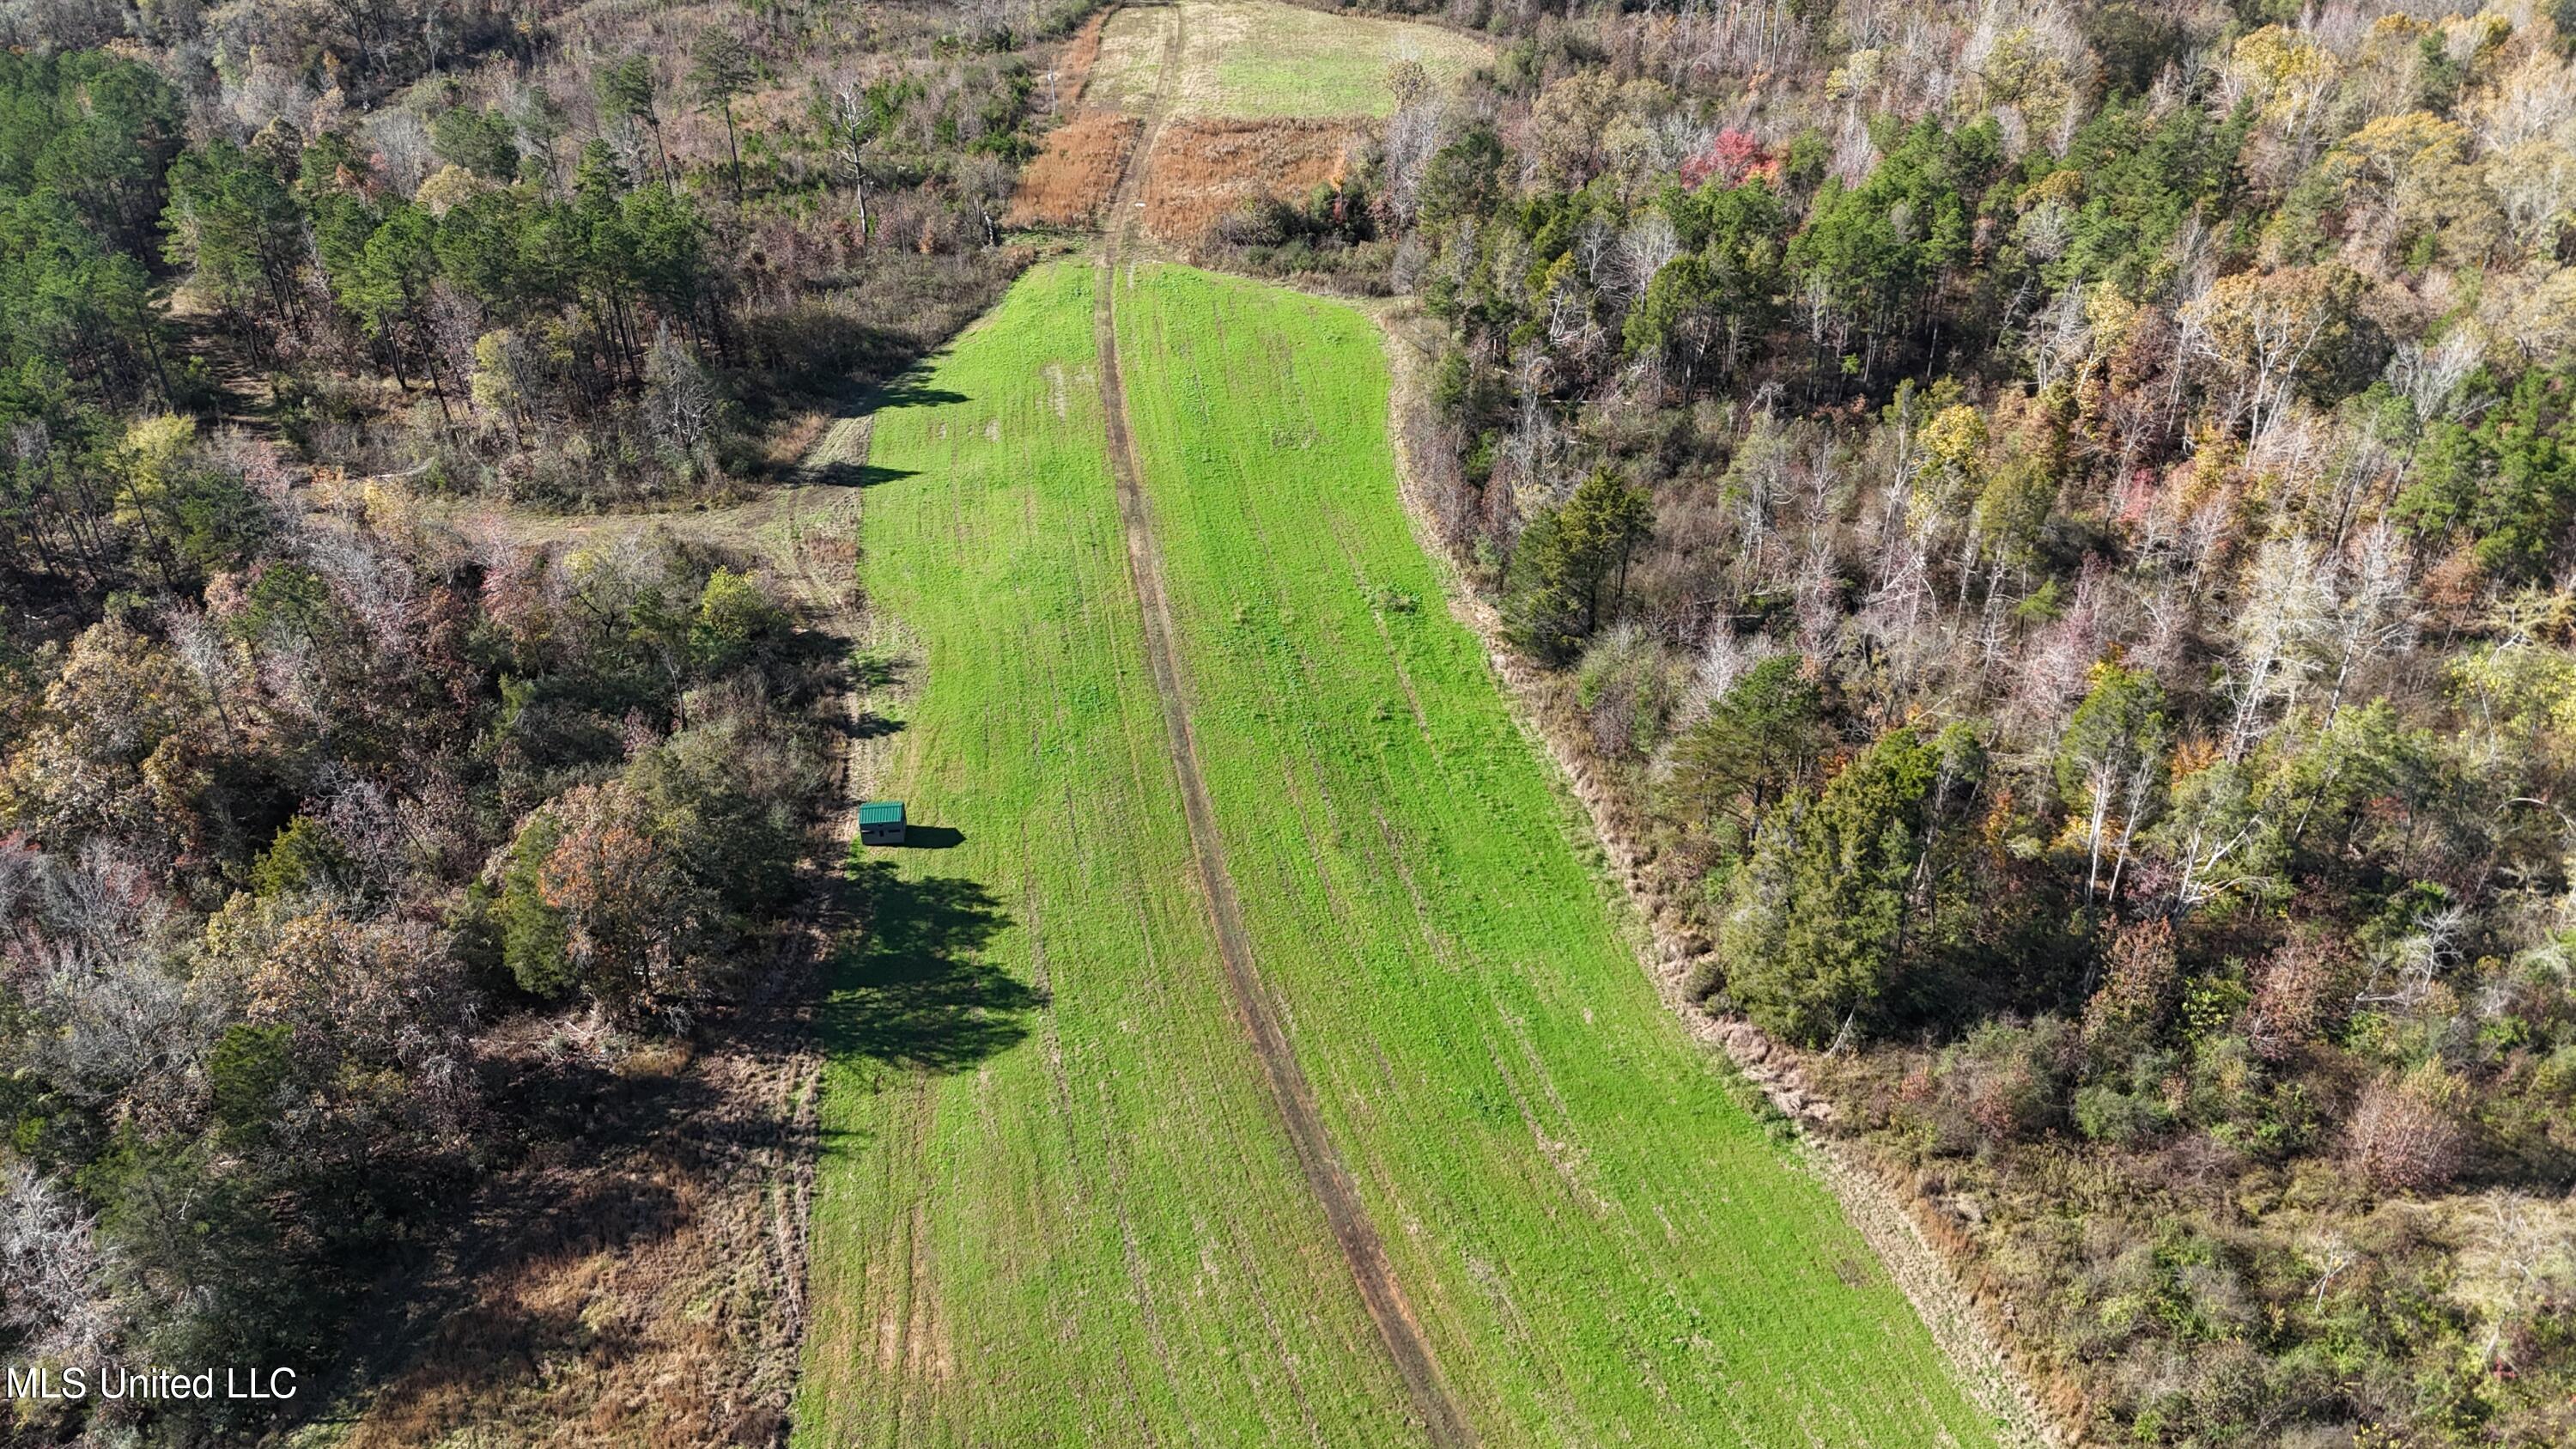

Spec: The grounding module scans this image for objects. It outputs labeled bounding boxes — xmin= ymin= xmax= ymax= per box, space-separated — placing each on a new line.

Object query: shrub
xmin=498 ymin=810 xmax=574 ymax=999
xmin=2346 ymin=1067 xmax=2467 ymax=1192
xmin=2075 ymin=1046 xmax=2179 ymax=1146
xmin=1935 ymin=1016 xmax=2077 ymax=1148
xmin=2248 ymin=933 xmax=2348 ymax=1062
xmin=251 ymin=814 xmax=353 ymax=898
xmin=2082 ymin=916 xmax=2179 ymax=1054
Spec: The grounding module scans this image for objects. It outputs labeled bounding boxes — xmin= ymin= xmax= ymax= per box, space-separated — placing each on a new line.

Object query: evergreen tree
xmin=1722 ymin=729 xmax=1939 ymax=1045
xmin=1418 ymin=124 xmax=1506 ymax=227
xmin=1663 ymin=654 xmax=1827 ymax=837
xmin=1507 ymin=466 xmax=1651 ymax=661
xmin=690 ymin=28 xmax=758 ymax=204
xmin=163 ymin=140 xmax=304 ymax=324
xmin=429 ymin=104 xmax=521 ymax=182
xmin=597 ymin=55 xmax=670 ymax=186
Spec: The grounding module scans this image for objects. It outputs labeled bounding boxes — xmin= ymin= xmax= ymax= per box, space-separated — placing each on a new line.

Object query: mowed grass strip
xmin=792 ymin=261 xmax=1416 ymax=1446
xmin=1094 ymin=0 xmax=1489 ymax=119
xmin=1112 ymin=263 xmax=2008 ymax=1447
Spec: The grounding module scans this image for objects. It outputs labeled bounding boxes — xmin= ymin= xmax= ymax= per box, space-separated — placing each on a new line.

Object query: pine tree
xmin=1663 ymin=654 xmax=1826 ymax=836
xmin=1722 ymin=729 xmax=1938 ymax=1045
xmin=1507 ymin=466 xmax=1651 ymax=661
xmin=597 ymin=55 xmax=669 ymax=186
xmin=689 ymin=29 xmax=757 ymax=205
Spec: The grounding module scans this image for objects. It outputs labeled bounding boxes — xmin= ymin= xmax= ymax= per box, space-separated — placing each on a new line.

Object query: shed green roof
xmin=859 ymin=801 xmax=906 ymax=825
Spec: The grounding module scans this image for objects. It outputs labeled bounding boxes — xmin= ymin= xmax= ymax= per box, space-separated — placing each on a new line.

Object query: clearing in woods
xmin=789 ymin=261 xmax=1420 ymax=1446
xmin=1089 ymin=0 xmax=1490 ymax=119
xmin=790 ymin=253 xmax=2011 ymax=1445
xmin=1003 ymin=111 xmax=1143 ymax=228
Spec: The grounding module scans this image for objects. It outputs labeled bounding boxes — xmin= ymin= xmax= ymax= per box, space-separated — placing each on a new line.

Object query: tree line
xmin=0 ymin=0 xmax=1079 ymax=1436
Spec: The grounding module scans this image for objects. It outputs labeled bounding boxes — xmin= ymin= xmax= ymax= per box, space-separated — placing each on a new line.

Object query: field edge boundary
xmin=1362 ymin=297 xmax=2070 ymax=1449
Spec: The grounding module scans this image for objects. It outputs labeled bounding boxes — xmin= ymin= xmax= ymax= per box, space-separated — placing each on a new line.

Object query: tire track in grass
xmin=1089 ymin=15 xmax=1472 ymax=1445
xmin=1097 ymin=268 xmax=1473 ymax=1449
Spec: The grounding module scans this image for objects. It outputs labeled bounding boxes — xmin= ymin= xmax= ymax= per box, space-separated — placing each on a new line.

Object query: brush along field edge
xmin=1108 ymin=261 xmax=2012 ymax=1446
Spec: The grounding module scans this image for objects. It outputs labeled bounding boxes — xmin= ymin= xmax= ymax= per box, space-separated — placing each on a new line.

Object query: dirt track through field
xmin=1091 ymin=15 xmax=1473 ymax=1446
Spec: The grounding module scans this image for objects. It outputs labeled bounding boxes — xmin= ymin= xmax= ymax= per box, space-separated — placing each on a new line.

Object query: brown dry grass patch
xmin=1005 ymin=113 xmax=1143 ymax=228
xmin=326 ymin=1017 xmax=817 ymax=1449
xmin=1055 ymin=7 xmax=1111 ymax=111
xmin=1141 ymin=117 xmax=1361 ymax=242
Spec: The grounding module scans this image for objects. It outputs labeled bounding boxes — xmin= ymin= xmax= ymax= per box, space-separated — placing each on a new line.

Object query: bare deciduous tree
xmin=2223 ymin=535 xmax=2330 ymax=760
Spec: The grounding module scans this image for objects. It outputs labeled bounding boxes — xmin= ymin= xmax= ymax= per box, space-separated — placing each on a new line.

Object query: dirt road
xmin=1087 ymin=16 xmax=1475 ymax=1446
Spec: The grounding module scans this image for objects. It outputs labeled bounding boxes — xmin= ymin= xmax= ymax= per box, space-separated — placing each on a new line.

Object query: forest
xmin=0 ymin=0 xmax=2572 ymax=1443
xmin=0 ymin=0 xmax=1066 ymax=1440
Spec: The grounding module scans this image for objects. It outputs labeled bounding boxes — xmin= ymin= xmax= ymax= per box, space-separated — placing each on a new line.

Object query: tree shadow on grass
xmin=842 ymin=710 xmax=906 ymax=740
xmin=811 ymin=460 xmax=919 ymax=489
xmin=848 ymin=651 xmax=906 ymax=689
xmin=802 ymin=377 xmax=967 ymax=490
xmin=866 ymin=379 xmax=969 ymax=412
xmin=818 ymin=861 xmax=1043 ymax=1075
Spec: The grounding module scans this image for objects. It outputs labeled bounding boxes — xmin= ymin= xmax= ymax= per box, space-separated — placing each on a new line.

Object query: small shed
xmin=859 ymin=801 xmax=908 ymax=846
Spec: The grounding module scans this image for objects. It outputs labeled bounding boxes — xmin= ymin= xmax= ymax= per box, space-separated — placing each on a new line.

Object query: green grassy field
xmin=791 ymin=262 xmax=1418 ymax=1445
xmin=1111 ymin=263 xmax=2003 ymax=1445
xmin=1091 ymin=0 xmax=1490 ymax=119
xmin=794 ymin=259 xmax=2005 ymax=1445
